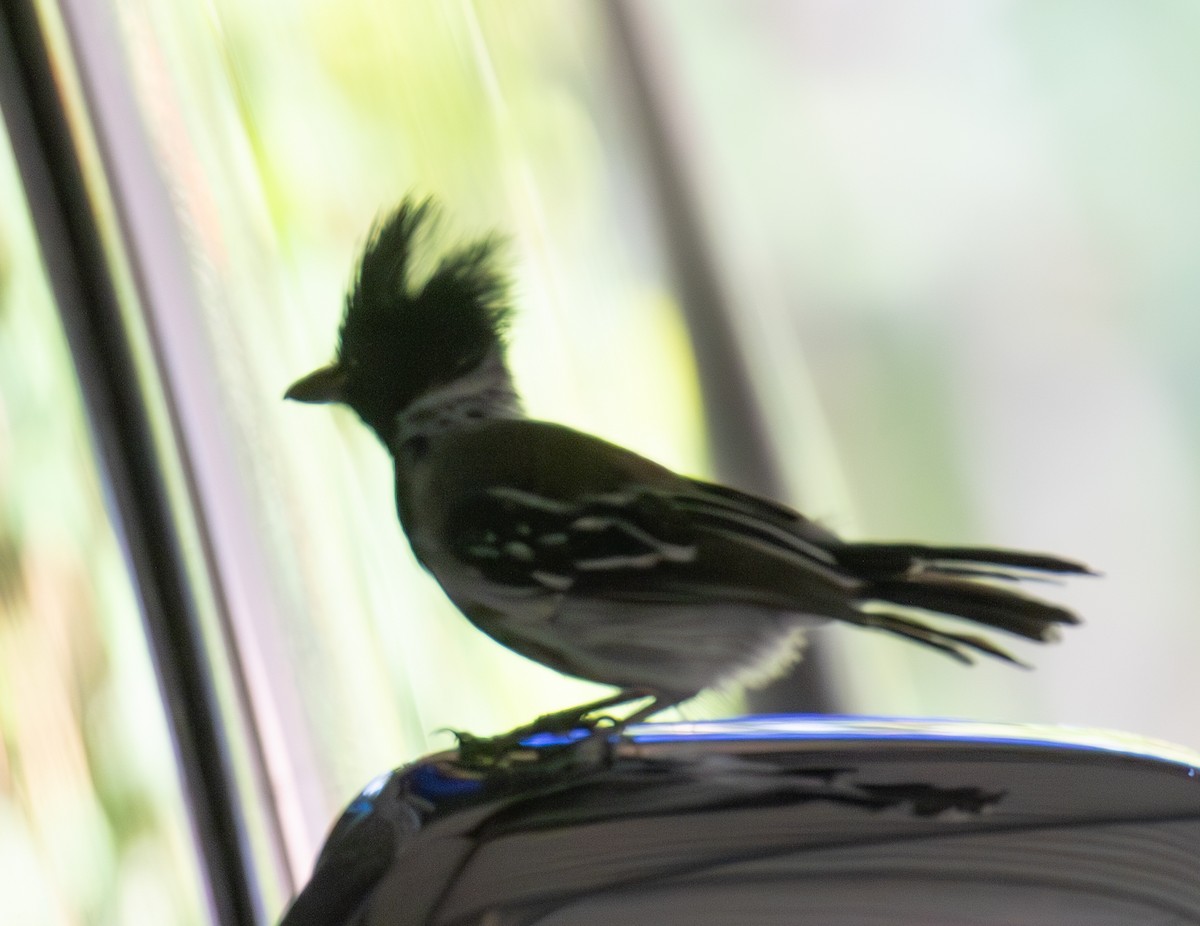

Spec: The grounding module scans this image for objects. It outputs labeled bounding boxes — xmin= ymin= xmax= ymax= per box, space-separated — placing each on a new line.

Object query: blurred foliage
xmin=0 ymin=131 xmax=203 ymax=923
xmin=108 ymin=0 xmax=709 ymax=909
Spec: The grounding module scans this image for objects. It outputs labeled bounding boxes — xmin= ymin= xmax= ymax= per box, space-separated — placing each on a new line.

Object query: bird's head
xmin=285 ymin=198 xmax=513 ymax=442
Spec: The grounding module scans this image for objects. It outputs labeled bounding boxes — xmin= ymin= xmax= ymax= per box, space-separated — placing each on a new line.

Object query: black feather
xmin=816 ymin=540 xmax=1084 ymax=657
xmin=844 ymin=608 xmax=1028 ymax=665
xmin=836 ymin=542 xmax=1092 ymax=579
xmin=861 ymin=575 xmax=1077 ymax=641
xmin=334 ymin=197 xmax=512 ymax=440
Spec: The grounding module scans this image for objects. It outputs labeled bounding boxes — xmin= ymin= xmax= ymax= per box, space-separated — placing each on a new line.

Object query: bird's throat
xmin=392 ymin=350 xmax=522 ymax=449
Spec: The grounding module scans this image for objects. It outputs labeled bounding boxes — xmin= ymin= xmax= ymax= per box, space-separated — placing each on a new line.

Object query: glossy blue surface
xmin=524 ymin=714 xmax=1200 ymax=776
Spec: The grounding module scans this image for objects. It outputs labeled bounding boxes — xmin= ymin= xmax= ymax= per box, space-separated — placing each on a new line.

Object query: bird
xmin=286 ymin=196 xmax=1089 ymax=745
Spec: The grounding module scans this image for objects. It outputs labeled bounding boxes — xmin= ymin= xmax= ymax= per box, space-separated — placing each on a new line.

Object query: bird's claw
xmin=450 ymin=716 xmax=617 ymax=772
xmin=450 ymin=728 xmax=526 ymax=767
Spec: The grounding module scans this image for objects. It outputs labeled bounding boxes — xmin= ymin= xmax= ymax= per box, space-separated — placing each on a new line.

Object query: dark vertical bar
xmin=603 ymin=2 xmax=787 ymax=499
xmin=603 ymin=2 xmax=834 ymax=712
xmin=0 ymin=4 xmax=258 ymax=924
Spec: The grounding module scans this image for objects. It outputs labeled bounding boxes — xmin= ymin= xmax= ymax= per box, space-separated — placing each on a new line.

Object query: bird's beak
xmin=285 ymin=364 xmax=348 ymax=404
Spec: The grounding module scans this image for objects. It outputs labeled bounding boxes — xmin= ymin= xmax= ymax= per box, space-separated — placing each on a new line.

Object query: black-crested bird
xmin=286 ymin=197 xmax=1088 ymax=738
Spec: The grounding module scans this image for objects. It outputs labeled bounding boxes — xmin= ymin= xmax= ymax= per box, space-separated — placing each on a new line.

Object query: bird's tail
xmin=834 ymin=543 xmax=1091 ymax=665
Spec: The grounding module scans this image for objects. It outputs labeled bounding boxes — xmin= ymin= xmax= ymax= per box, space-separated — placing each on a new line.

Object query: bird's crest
xmin=332 ymin=197 xmax=513 ymax=438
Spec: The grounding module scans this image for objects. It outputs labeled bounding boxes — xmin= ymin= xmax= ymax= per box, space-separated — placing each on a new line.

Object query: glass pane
xmin=635 ymin=0 xmax=1200 ymax=739
xmin=49 ymin=0 xmax=1200 ymax=918
xmin=80 ymin=0 xmax=711 ymax=907
xmin=0 ymin=115 xmax=205 ymax=925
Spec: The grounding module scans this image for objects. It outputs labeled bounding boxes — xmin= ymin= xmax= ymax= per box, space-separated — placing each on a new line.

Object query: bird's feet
xmin=450 ymin=711 xmax=621 ymax=771
xmin=444 ymin=689 xmax=669 ymax=773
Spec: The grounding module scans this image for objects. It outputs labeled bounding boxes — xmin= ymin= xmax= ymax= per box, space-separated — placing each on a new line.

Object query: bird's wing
xmin=445 ymin=478 xmax=854 ymax=606
xmin=674 ymin=476 xmax=844 ymax=560
xmin=432 ymin=421 xmax=1083 ymax=663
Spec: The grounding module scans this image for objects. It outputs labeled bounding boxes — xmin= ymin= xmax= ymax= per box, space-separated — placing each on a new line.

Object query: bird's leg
xmin=452 ymin=689 xmax=654 ymax=768
xmin=581 ymin=693 xmax=686 ymax=740
xmin=611 ymin=694 xmax=685 ymax=728
xmin=525 ymin=689 xmax=654 ymax=735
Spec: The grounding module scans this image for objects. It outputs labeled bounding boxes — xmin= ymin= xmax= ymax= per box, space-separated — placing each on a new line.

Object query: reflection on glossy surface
xmin=283 ymin=716 xmax=1200 ymax=926
xmin=625 ymin=715 xmax=1200 ymax=771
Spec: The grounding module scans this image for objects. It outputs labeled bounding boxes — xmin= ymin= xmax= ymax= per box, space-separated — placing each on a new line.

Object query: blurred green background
xmin=4 ymin=0 xmax=1200 ymax=922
